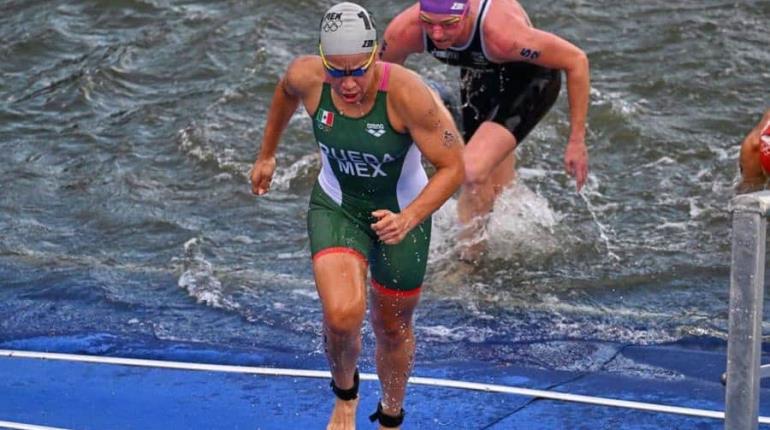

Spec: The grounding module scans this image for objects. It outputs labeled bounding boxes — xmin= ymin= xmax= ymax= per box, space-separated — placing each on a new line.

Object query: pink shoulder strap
xmin=378 ymin=62 xmax=391 ymax=92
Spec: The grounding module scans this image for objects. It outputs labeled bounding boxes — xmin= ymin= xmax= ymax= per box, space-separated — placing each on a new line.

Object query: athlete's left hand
xmin=371 ymin=209 xmax=413 ymax=245
xmin=564 ymin=137 xmax=588 ymax=192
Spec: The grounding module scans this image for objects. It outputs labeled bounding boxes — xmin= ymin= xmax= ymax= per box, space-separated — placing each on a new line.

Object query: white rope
xmin=1 ymin=349 xmax=767 ymax=424
xmin=0 ymin=420 xmax=70 ymax=430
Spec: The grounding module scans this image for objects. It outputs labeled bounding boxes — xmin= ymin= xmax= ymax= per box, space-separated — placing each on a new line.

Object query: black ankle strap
xmin=330 ymin=368 xmax=359 ymax=401
xmin=369 ymin=402 xmax=405 ymax=428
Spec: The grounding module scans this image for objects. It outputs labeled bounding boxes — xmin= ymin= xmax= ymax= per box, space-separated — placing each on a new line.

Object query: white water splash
xmin=590 ymin=87 xmax=642 ymax=116
xmin=271 ymin=152 xmax=319 ymax=191
xmin=177 ymin=237 xmax=241 ymax=311
xmin=579 ymin=187 xmax=621 ymax=262
xmin=430 ymin=180 xmax=563 ymax=264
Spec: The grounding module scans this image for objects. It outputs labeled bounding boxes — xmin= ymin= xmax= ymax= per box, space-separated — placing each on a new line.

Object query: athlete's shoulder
xmin=285 ymin=55 xmax=325 ymax=93
xmin=381 ymin=62 xmax=452 ymax=136
xmin=385 ymin=3 xmax=420 ymax=27
xmin=484 ymin=0 xmax=533 ymax=26
xmin=381 ymin=4 xmax=424 ymax=61
xmin=481 ymin=0 xmax=534 ymax=48
xmin=385 ymin=3 xmax=421 ymax=33
xmin=383 ymin=62 xmax=426 ymax=95
xmin=287 ymin=55 xmax=324 ymax=75
xmin=382 ymin=63 xmax=439 ymax=119
xmin=481 ymin=0 xmax=535 ymax=61
xmin=384 ymin=7 xmax=423 ymax=44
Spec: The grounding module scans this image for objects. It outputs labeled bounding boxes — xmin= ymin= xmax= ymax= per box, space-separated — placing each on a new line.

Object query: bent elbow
xmin=573 ymin=50 xmax=589 ymax=75
xmin=453 ymin=162 xmax=466 ymax=191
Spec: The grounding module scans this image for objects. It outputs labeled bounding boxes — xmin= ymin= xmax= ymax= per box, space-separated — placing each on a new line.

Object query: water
xmin=1 ymin=0 xmax=769 ymax=375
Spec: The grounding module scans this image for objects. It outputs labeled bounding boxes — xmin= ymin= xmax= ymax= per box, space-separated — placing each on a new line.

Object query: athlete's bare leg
xmin=369 ymin=286 xmax=420 ymax=429
xmin=457 ymin=121 xmax=518 ymax=263
xmin=313 ymin=252 xmax=368 ymax=430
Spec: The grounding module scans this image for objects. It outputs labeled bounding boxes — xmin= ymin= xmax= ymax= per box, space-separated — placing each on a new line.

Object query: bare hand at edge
xmin=250 ymin=156 xmax=276 ymax=196
xmin=564 ymin=136 xmax=588 ymax=192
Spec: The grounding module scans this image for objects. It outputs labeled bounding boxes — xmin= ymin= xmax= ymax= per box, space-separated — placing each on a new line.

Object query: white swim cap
xmin=319 ymin=2 xmax=377 ymax=56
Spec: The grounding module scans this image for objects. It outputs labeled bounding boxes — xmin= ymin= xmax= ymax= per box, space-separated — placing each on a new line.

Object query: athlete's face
xmin=419 ymin=10 xmax=469 ymax=48
xmin=321 ymin=48 xmax=377 ymax=104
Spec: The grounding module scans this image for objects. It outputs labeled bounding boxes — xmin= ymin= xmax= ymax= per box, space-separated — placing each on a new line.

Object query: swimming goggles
xmin=418 ymin=7 xmax=468 ymax=29
xmin=319 ymin=42 xmax=378 ymax=78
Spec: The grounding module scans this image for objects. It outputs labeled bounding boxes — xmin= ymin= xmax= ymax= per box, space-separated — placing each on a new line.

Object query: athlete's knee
xmin=370 ymin=289 xmax=418 ymax=346
xmin=462 ymin=173 xmax=497 ymax=203
xmin=371 ymin=316 xmax=413 ymax=348
xmin=463 ymin=158 xmax=492 ymax=187
xmin=324 ymin=302 xmax=365 ymax=335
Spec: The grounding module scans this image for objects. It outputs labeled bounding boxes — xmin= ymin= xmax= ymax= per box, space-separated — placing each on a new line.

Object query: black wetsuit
xmin=424 ymin=0 xmax=562 ymax=143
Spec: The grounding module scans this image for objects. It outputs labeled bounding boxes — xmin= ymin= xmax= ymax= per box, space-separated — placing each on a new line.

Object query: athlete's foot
xmin=326 ymin=397 xmax=359 ymax=430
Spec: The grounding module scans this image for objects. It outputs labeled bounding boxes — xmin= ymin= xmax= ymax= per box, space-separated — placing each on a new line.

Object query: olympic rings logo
xmin=322 ymin=13 xmax=342 ymax=32
xmin=323 ymin=20 xmax=340 ymax=32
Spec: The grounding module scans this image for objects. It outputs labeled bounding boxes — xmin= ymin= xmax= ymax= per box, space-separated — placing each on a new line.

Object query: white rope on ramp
xmin=0 ymin=420 xmax=71 ymax=430
xmin=1 ymin=349 xmax=767 ymax=425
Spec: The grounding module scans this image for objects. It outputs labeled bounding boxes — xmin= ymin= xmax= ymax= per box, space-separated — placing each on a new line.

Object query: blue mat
xmin=1 ymin=336 xmax=769 ymax=429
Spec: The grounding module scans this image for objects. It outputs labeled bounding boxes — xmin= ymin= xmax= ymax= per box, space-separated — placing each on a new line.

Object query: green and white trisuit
xmin=308 ymin=62 xmax=431 ymax=295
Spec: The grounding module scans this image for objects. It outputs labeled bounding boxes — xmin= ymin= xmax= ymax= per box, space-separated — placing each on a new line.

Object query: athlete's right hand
xmin=564 ymin=137 xmax=588 ymax=192
xmin=250 ymin=156 xmax=276 ymax=196
xmin=371 ymin=209 xmax=414 ymax=245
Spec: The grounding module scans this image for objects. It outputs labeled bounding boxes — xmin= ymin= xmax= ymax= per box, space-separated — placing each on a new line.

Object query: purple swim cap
xmin=419 ymin=0 xmax=469 ymax=15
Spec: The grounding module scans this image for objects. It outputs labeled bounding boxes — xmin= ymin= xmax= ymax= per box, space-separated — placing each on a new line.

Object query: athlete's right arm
xmin=250 ymin=57 xmax=316 ymax=196
xmin=379 ymin=5 xmax=424 ymax=65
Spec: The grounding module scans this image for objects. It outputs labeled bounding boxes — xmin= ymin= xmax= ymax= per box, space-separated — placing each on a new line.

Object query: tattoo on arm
xmin=427 ymin=105 xmax=458 ymax=148
xmin=442 ymin=129 xmax=458 ymax=148
xmin=428 ymin=101 xmax=458 ymax=148
xmin=379 ymin=40 xmax=388 ymax=58
xmin=417 ymin=88 xmax=455 ymax=147
xmin=520 ymin=48 xmax=540 ymax=60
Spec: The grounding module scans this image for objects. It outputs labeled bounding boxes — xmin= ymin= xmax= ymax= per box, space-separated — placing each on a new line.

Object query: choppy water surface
xmin=1 ymin=0 xmax=769 ymax=373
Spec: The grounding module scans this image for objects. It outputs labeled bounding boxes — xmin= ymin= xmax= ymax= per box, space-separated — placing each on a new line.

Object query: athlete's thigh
xmin=313 ymin=251 xmax=368 ymax=317
xmin=369 ymin=218 xmax=431 ymax=294
xmin=308 ymin=200 xmax=373 ymax=317
xmin=464 ymin=121 xmax=518 ymax=182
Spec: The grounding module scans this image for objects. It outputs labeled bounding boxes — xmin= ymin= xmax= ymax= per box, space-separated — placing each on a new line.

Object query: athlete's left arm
xmin=487 ymin=22 xmax=590 ymax=191
xmin=371 ymin=69 xmax=465 ymax=245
